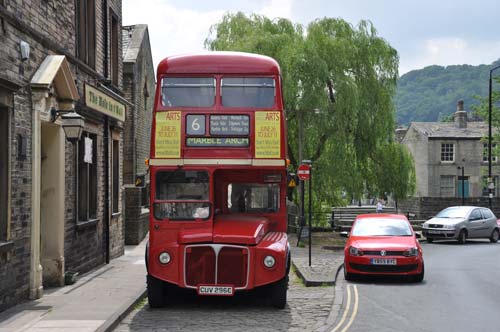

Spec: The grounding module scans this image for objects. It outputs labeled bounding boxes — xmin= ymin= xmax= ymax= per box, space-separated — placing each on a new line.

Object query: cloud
xmin=399 ymin=38 xmax=500 ymax=75
xmin=258 ymin=0 xmax=294 ymax=20
xmin=123 ymin=0 xmax=224 ymax=71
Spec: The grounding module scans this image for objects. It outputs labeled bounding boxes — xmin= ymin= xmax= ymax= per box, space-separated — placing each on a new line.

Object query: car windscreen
xmin=436 ymin=207 xmax=467 ymax=218
xmin=154 ymin=170 xmax=210 ymax=220
xmin=351 ymin=218 xmax=412 ymax=236
xmin=221 ymin=77 xmax=275 ymax=108
xmin=227 ymin=183 xmax=280 ymax=213
xmin=161 ymin=77 xmax=215 ymax=107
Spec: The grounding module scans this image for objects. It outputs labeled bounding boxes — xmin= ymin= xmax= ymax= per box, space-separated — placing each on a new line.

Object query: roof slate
xmin=411 ymin=121 xmax=490 ymax=139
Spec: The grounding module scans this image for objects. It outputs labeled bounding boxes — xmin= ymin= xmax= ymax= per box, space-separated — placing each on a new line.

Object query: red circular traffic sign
xmin=297 ymin=164 xmax=311 ymax=180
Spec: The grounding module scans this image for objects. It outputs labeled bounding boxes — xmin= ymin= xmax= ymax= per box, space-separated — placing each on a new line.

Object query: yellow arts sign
xmin=255 ymin=111 xmax=281 ymax=158
xmin=155 ymin=111 xmax=181 ymax=158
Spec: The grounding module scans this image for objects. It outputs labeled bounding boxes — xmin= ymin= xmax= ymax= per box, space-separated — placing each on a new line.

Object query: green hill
xmin=395 ymin=60 xmax=500 ymax=125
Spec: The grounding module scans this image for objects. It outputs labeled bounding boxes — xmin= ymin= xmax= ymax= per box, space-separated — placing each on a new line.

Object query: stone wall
xmin=0 ymin=0 xmax=126 ymax=311
xmin=398 ymin=197 xmax=500 ymax=220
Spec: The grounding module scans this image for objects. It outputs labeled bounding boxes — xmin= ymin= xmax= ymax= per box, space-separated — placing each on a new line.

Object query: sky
xmin=122 ymin=0 xmax=500 ymax=76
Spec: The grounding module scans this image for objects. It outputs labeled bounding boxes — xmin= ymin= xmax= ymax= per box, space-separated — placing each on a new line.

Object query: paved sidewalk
xmin=0 ymin=237 xmax=148 ymax=332
xmin=288 ymin=234 xmax=344 ymax=287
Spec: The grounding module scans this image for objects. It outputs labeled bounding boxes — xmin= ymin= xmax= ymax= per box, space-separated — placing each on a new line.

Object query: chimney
xmin=454 ymin=100 xmax=467 ymax=128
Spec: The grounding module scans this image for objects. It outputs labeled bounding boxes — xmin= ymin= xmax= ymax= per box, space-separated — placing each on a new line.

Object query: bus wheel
xmin=147 ymin=274 xmax=165 ymax=308
xmin=269 ymin=276 xmax=288 ymax=309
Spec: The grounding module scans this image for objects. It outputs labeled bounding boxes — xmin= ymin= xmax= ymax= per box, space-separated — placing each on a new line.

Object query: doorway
xmin=40 ymin=122 xmax=65 ymax=287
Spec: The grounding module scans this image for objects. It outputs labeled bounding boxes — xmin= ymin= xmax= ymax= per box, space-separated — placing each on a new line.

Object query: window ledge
xmin=112 ymin=212 xmax=121 ymax=218
xmin=0 ymin=241 xmax=14 ymax=254
xmin=140 ymin=208 xmax=150 ymax=215
xmin=76 ymin=219 xmax=99 ymax=231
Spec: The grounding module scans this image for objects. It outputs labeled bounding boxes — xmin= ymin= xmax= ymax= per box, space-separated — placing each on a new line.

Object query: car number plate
xmin=198 ymin=285 xmax=234 ymax=296
xmin=427 ymin=230 xmax=441 ymax=234
xmin=371 ymin=258 xmax=397 ymax=265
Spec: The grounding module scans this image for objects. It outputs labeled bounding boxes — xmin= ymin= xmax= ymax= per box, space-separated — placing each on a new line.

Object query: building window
xmin=112 ymin=139 xmax=119 ymax=213
xmin=483 ymin=143 xmax=497 ymax=163
xmin=440 ymin=175 xmax=455 ymax=197
xmin=76 ymin=0 xmax=96 ymax=68
xmin=0 ymin=106 xmax=8 ymax=241
xmin=110 ymin=12 xmax=119 ymax=86
xmin=482 ymin=176 xmax=498 ymax=197
xmin=78 ymin=133 xmax=97 ymax=221
xmin=441 ymin=143 xmax=454 ymax=162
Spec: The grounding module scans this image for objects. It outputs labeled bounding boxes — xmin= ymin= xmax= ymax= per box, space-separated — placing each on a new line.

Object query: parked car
xmin=422 ymin=206 xmax=499 ymax=244
xmin=341 ymin=214 xmax=424 ymax=282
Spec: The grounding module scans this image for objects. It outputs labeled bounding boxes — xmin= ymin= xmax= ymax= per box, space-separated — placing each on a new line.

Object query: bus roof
xmin=157 ymin=52 xmax=281 ymax=76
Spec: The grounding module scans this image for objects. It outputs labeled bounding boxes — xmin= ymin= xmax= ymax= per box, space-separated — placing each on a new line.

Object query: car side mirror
xmin=415 ymin=233 xmax=422 ymax=239
xmin=340 ymin=231 xmax=349 ymax=238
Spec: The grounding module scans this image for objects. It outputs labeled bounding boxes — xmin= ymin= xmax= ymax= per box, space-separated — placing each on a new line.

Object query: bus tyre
xmin=269 ymin=276 xmax=288 ymax=309
xmin=147 ymin=274 xmax=165 ymax=308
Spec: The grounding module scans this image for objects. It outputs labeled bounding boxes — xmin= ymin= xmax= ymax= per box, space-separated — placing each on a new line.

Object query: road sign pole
xmin=308 ymin=164 xmax=312 ymax=267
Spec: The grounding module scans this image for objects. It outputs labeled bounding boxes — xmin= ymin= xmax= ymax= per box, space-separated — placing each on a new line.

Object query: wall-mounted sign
xmin=255 ymin=111 xmax=281 ymax=158
xmin=210 ymin=115 xmax=249 ymax=136
xmin=186 ymin=137 xmax=249 ymax=147
xmin=155 ymin=111 xmax=181 ymax=158
xmin=84 ymin=84 xmax=125 ymax=121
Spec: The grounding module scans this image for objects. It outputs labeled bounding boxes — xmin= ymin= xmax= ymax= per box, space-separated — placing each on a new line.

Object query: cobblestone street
xmin=113 ymin=270 xmax=338 ymax=332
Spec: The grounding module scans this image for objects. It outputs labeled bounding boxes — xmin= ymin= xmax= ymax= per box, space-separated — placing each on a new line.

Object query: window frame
xmin=440 ymin=143 xmax=455 ymax=163
xmin=483 ymin=143 xmax=497 ymax=163
xmin=439 ymin=175 xmax=455 ymax=197
xmin=161 ymin=77 xmax=216 ymax=108
xmin=77 ymin=132 xmax=98 ymax=222
xmin=112 ymin=139 xmax=119 ymax=213
xmin=76 ymin=0 xmax=96 ymax=68
xmin=110 ymin=10 xmax=119 ymax=86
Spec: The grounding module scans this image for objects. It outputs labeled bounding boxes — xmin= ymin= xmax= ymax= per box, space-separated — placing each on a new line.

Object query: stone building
xmin=401 ymin=100 xmax=498 ymax=199
xmin=0 ymin=0 xmax=127 ymax=312
xmin=122 ymin=24 xmax=154 ymax=244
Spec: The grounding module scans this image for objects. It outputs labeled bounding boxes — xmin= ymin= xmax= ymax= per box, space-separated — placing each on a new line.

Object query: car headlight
xmin=158 ymin=251 xmax=171 ymax=264
xmin=263 ymin=255 xmax=276 ymax=268
xmin=422 ymin=223 xmax=429 ymax=228
xmin=404 ymin=247 xmax=419 ymax=257
xmin=444 ymin=224 xmax=456 ymax=230
xmin=349 ymin=246 xmax=363 ymax=256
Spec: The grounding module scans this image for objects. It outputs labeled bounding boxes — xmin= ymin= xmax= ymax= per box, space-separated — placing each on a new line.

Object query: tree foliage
xmin=205 ymin=13 xmax=415 ymax=206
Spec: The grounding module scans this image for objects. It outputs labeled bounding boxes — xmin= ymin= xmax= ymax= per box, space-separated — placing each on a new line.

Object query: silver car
xmin=422 ymin=206 xmax=500 ymax=244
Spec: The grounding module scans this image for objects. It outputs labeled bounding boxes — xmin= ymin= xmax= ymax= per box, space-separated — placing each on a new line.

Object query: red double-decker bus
xmin=146 ymin=52 xmax=290 ymax=308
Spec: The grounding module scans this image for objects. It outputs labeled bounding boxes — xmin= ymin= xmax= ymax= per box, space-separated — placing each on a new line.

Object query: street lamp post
xmin=488 ymin=64 xmax=500 ymax=208
xmin=457 ymin=166 xmax=465 ymax=206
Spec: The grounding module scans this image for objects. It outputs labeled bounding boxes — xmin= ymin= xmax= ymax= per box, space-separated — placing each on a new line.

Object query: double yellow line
xmin=331 ymin=284 xmax=359 ymax=332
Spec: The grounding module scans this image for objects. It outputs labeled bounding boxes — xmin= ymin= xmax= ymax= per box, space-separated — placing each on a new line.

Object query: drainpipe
xmin=103 ymin=0 xmax=109 ymax=79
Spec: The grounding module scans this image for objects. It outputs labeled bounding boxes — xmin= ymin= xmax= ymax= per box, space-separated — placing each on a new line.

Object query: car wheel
xmin=412 ymin=263 xmax=424 ymax=283
xmin=426 ymin=237 xmax=433 ymax=243
xmin=269 ymin=276 xmax=288 ymax=309
xmin=490 ymin=229 xmax=499 ymax=243
xmin=457 ymin=229 xmax=467 ymax=244
xmin=147 ymin=274 xmax=166 ymax=308
xmin=344 ymin=262 xmax=354 ymax=281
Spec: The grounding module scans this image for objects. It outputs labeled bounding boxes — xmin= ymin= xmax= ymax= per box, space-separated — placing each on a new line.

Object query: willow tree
xmin=205 ymin=13 xmax=415 ymax=207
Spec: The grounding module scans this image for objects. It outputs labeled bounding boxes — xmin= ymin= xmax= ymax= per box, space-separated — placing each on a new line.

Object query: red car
xmin=341 ymin=214 xmax=424 ymax=282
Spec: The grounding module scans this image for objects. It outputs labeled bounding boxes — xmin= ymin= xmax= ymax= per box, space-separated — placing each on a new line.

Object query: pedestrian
xmin=376 ymin=199 xmax=383 ymax=213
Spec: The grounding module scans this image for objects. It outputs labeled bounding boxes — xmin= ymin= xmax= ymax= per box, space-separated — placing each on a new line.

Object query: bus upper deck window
xmin=162 ymin=77 xmax=215 ymax=107
xmin=221 ymin=77 xmax=275 ymax=108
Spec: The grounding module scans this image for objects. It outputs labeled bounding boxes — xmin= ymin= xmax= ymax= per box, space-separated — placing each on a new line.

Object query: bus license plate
xmin=198 ymin=285 xmax=234 ymax=296
xmin=371 ymin=258 xmax=397 ymax=265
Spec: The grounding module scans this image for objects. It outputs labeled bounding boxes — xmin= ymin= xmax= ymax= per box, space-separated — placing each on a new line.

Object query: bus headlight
xmin=158 ymin=251 xmax=171 ymax=264
xmin=263 ymin=255 xmax=276 ymax=268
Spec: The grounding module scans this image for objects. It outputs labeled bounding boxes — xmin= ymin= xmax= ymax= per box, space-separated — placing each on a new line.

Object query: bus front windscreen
xmin=154 ymin=170 xmax=210 ymax=220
